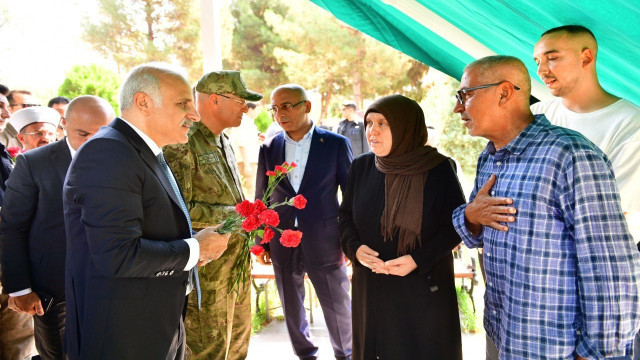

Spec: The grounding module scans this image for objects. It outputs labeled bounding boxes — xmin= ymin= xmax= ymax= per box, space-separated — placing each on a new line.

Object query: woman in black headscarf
xmin=339 ymin=94 xmax=465 ymax=359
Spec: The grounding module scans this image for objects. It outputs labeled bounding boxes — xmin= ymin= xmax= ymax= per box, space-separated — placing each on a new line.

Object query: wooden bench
xmin=251 ymin=257 xmax=478 ymax=322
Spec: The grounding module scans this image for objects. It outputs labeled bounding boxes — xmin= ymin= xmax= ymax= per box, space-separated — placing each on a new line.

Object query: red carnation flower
xmin=253 ymin=199 xmax=267 ymax=215
xmin=6 ymin=146 xmax=21 ymax=158
xmin=266 ymin=170 xmax=277 ymax=177
xmin=283 ymin=162 xmax=289 ymax=167
xmin=290 ymin=162 xmax=297 ymax=168
xmin=258 ymin=209 xmax=280 ymax=227
xmin=235 ymin=200 xmax=255 ymax=217
xmin=261 ymin=227 xmax=275 ymax=244
xmin=275 ymin=165 xmax=288 ymax=174
xmin=242 ymin=215 xmax=260 ymax=232
xmin=280 ymin=229 xmax=302 ymax=247
xmin=250 ymin=245 xmax=265 ymax=256
xmin=292 ymin=195 xmax=307 ymax=209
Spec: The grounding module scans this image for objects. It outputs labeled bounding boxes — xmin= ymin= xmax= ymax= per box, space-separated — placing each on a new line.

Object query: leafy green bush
xmin=254 ymin=109 xmax=272 ymax=134
xmin=58 ymin=64 xmax=121 ymax=115
xmin=457 ymin=285 xmax=478 ymax=333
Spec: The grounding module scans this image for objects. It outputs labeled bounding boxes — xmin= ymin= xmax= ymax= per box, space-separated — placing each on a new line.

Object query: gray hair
xmin=118 ymin=62 xmax=189 ymax=112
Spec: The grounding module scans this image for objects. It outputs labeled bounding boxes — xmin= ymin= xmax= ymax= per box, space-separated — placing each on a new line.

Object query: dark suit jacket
xmin=255 ymin=126 xmax=353 ymax=268
xmin=0 ymin=139 xmax=71 ymax=300
xmin=63 ymin=118 xmax=192 ymax=360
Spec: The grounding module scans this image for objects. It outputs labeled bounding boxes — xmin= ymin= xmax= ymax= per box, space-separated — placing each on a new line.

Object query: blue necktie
xmin=157 ymin=153 xmax=201 ymax=309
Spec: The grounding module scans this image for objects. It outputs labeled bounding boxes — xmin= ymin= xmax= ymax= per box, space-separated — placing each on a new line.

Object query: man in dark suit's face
xmin=270 ymin=86 xmax=312 ymax=142
xmin=144 ymin=74 xmax=200 ymax=147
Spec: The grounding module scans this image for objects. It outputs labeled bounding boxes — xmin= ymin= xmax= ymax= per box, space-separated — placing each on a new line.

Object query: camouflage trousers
xmin=185 ymin=234 xmax=251 ymax=360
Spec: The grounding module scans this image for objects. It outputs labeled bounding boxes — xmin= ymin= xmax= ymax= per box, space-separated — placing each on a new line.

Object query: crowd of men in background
xmin=0 ymin=23 xmax=638 ymax=360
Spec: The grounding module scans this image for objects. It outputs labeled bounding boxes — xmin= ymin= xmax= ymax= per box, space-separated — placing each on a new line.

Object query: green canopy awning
xmin=309 ymin=0 xmax=640 ymax=106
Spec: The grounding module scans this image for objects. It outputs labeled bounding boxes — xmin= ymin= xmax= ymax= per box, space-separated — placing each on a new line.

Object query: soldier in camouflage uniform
xmin=164 ymin=71 xmax=263 ymax=360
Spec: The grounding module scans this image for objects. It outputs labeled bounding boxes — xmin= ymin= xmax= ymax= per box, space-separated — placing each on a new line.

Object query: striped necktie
xmin=157 ymin=153 xmax=201 ymax=309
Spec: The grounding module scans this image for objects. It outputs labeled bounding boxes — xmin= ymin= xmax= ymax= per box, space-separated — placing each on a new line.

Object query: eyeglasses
xmin=456 ymin=81 xmax=520 ymax=105
xmin=9 ymin=103 xmax=41 ymax=109
xmin=217 ymin=94 xmax=247 ymax=106
xmin=269 ymin=100 xmax=307 ymax=114
xmin=22 ymin=130 xmax=56 ymax=138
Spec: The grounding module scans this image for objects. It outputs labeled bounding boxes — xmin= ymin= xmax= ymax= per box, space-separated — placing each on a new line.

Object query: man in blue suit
xmin=255 ymin=84 xmax=353 ymax=360
xmin=63 ymin=63 xmax=230 ymax=360
xmin=0 ymin=96 xmax=114 ymax=359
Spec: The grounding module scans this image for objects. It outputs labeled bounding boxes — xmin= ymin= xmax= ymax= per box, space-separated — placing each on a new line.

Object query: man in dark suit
xmin=255 ymin=84 xmax=353 ymax=360
xmin=62 ymin=63 xmax=230 ymax=360
xmin=0 ymin=95 xmax=114 ymax=359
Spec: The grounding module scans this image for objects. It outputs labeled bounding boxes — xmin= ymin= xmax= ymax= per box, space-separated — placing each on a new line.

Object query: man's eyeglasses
xmin=269 ymin=100 xmax=307 ymax=114
xmin=217 ymin=94 xmax=247 ymax=106
xmin=9 ymin=103 xmax=41 ymax=109
xmin=22 ymin=130 xmax=56 ymax=138
xmin=456 ymin=81 xmax=520 ymax=105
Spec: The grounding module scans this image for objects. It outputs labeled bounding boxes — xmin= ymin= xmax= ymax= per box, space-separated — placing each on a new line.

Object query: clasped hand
xmin=356 ymin=245 xmax=417 ymax=276
xmin=464 ymin=174 xmax=517 ymax=234
xmin=195 ymin=223 xmax=231 ymax=266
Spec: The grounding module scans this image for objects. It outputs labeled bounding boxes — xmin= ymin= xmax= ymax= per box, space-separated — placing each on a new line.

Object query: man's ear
xmin=17 ymin=133 xmax=26 ymax=146
xmin=208 ymin=93 xmax=218 ymax=106
xmin=581 ymin=48 xmax=595 ymax=67
xmin=133 ymin=92 xmax=151 ymax=114
xmin=304 ymin=100 xmax=312 ymax=114
xmin=498 ymin=83 xmax=515 ymax=105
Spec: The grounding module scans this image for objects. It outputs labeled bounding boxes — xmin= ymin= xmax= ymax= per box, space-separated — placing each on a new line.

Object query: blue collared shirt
xmin=452 ymin=115 xmax=640 ymax=359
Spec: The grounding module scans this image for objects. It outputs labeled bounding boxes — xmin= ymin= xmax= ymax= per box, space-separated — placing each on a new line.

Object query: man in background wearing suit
xmin=255 ymin=84 xmax=353 ymax=360
xmin=0 ymin=96 xmax=114 ymax=360
xmin=0 ymin=90 xmax=38 ymax=360
xmin=63 ymin=63 xmax=230 ymax=360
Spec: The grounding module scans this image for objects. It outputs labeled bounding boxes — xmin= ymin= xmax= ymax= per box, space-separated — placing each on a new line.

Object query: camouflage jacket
xmin=163 ymin=122 xmax=244 ymax=230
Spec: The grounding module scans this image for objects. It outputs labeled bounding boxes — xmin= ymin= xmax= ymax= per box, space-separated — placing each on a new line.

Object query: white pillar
xmin=200 ymin=0 xmax=223 ymax=72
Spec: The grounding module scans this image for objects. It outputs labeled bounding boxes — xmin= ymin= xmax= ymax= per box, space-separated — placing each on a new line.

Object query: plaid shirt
xmin=453 ymin=115 xmax=640 ymax=359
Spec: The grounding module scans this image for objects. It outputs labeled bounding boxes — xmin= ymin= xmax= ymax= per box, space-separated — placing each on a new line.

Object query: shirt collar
xmin=486 ymin=114 xmax=548 ymax=156
xmin=119 ymin=117 xmax=162 ymax=156
xmin=283 ymin=122 xmax=315 ymax=144
xmin=65 ymin=137 xmax=76 ymax=158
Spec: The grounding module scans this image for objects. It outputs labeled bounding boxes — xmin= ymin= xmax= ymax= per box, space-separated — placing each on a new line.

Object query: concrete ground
xmin=246 ymin=301 xmax=485 ymax=360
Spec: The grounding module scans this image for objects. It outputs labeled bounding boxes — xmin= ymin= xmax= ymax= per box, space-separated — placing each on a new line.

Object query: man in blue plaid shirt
xmin=452 ymin=55 xmax=640 ymax=360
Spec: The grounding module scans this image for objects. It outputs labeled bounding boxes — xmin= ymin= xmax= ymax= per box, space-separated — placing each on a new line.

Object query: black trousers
xmin=33 ymin=300 xmax=67 ymax=360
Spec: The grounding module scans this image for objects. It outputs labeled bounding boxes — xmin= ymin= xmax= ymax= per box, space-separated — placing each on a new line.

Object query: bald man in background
xmin=0 ymin=96 xmax=114 ymax=360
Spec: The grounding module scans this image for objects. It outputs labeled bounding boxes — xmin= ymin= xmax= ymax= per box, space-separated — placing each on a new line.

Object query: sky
xmin=0 ymin=0 xmax=115 ymax=101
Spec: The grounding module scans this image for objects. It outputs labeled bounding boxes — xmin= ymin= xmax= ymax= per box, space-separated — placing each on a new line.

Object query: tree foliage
xmin=225 ymin=0 xmax=291 ymax=96
xmin=421 ymin=74 xmax=486 ymax=179
xmin=83 ymin=0 xmax=202 ymax=80
xmin=258 ymin=0 xmax=430 ymax=119
xmin=58 ymin=64 xmax=121 ymax=114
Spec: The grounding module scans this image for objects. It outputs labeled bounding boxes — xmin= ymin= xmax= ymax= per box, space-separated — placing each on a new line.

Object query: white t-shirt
xmin=532 ymin=98 xmax=640 ymax=243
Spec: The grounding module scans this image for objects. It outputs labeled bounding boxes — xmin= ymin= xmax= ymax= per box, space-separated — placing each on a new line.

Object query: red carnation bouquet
xmin=6 ymin=146 xmax=21 ymax=161
xmin=218 ymin=162 xmax=306 ymax=293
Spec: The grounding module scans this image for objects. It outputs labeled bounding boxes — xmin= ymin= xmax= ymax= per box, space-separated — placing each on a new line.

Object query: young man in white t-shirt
xmin=532 ymin=25 xmax=640 ymax=248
